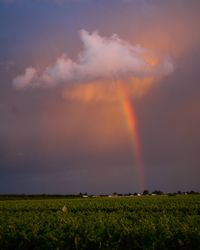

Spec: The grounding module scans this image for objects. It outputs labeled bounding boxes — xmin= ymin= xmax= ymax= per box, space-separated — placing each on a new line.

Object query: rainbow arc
xmin=116 ymin=81 xmax=145 ymax=192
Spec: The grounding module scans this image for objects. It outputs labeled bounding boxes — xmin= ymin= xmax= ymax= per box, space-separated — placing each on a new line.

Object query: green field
xmin=0 ymin=195 xmax=200 ymax=250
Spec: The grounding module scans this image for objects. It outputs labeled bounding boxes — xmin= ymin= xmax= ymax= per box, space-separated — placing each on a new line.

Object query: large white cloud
xmin=13 ymin=30 xmax=174 ymax=89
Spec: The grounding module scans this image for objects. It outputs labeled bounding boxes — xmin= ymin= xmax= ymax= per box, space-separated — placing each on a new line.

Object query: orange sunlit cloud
xmin=62 ymin=76 xmax=155 ymax=103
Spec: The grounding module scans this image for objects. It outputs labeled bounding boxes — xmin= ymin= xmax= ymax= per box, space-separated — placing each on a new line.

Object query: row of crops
xmin=0 ymin=195 xmax=200 ymax=249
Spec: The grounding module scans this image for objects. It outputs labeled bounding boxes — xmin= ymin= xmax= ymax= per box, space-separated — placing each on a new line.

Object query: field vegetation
xmin=0 ymin=195 xmax=200 ymax=249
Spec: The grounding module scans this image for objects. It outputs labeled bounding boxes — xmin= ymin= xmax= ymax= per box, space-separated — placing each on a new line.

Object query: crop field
xmin=0 ymin=195 xmax=200 ymax=250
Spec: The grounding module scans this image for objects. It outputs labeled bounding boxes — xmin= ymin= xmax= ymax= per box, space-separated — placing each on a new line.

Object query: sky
xmin=0 ymin=0 xmax=200 ymax=194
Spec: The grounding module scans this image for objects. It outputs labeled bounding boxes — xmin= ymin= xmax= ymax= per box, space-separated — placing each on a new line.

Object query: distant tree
xmin=152 ymin=190 xmax=163 ymax=195
xmin=168 ymin=193 xmax=176 ymax=196
xmin=133 ymin=192 xmax=138 ymax=196
xmin=188 ymin=190 xmax=199 ymax=195
xmin=143 ymin=190 xmax=149 ymax=195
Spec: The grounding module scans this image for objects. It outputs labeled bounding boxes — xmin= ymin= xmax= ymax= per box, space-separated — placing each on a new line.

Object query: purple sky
xmin=0 ymin=0 xmax=200 ymax=194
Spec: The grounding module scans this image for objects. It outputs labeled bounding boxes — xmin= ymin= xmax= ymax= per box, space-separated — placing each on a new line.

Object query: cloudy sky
xmin=0 ymin=0 xmax=200 ymax=194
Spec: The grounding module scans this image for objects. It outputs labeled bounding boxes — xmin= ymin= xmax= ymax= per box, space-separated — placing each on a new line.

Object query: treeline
xmin=0 ymin=194 xmax=82 ymax=200
xmin=111 ymin=190 xmax=199 ymax=196
xmin=140 ymin=190 xmax=199 ymax=196
xmin=0 ymin=190 xmax=199 ymax=200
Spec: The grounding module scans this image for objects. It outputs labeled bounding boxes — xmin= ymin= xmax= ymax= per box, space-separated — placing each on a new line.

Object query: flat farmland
xmin=0 ymin=195 xmax=200 ymax=250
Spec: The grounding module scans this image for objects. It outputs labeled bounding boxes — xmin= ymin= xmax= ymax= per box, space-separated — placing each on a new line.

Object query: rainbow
xmin=117 ymin=82 xmax=145 ymax=192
